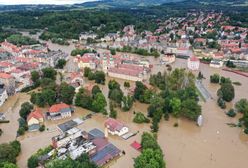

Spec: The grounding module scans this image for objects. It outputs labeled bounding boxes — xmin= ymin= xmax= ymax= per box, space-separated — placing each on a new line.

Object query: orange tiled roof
xmin=49 ymin=103 xmax=70 ymax=113
xmin=27 ymin=108 xmax=43 ymax=122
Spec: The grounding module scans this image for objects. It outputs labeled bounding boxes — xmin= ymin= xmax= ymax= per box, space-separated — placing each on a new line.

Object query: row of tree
xmin=134 ymin=69 xmax=202 ymax=132
xmin=210 ymin=74 xmax=235 ymax=109
xmin=134 ymin=132 xmax=166 ymax=168
xmin=115 ymin=46 xmax=160 ymax=58
xmin=84 ymin=67 xmax=106 ymax=85
xmin=75 ymin=86 xmax=107 ymax=114
xmin=0 ymin=140 xmax=21 ymax=168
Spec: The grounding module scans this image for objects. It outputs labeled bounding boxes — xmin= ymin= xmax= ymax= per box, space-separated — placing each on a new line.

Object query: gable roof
xmin=0 ymin=73 xmax=13 ymax=79
xmin=105 ymin=118 xmax=126 ymax=132
xmin=49 ymin=103 xmax=70 ymax=113
xmin=27 ymin=108 xmax=43 ymax=122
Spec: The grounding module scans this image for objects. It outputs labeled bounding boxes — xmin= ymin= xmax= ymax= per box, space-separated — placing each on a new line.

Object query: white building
xmin=0 ymin=87 xmax=7 ymax=107
xmin=187 ymin=56 xmax=200 ymax=70
xmin=104 ymin=118 xmax=129 ymax=136
xmin=210 ymin=60 xmax=224 ymax=68
xmin=52 ymin=128 xmax=83 ymax=148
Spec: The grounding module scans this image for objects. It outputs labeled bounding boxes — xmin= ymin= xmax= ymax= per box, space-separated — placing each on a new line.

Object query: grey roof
xmin=57 ymin=120 xmax=77 ymax=132
xmin=91 ymin=143 xmax=121 ymax=166
xmin=28 ymin=124 xmax=40 ymax=131
xmin=89 ymin=128 xmax=105 ymax=139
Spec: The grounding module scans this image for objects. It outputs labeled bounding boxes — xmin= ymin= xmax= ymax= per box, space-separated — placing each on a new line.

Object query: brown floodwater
xmin=1 ymin=44 xmax=248 ymax=168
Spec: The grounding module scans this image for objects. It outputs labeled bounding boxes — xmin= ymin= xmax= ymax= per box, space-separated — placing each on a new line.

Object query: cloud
xmin=0 ymin=0 xmax=95 ymax=5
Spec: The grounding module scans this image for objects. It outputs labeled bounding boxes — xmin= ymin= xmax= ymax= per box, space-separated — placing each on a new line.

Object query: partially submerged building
xmin=47 ymin=103 xmax=72 ymax=120
xmin=105 ymin=118 xmax=129 ymax=136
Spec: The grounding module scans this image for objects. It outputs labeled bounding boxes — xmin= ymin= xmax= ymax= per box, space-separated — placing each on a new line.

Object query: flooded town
xmin=0 ymin=2 xmax=248 ymax=168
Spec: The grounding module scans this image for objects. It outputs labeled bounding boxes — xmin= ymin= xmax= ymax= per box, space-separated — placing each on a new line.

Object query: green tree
xmin=181 ymin=99 xmax=201 ymax=120
xmin=92 ymin=85 xmax=102 ymax=98
xmin=122 ymin=95 xmax=134 ymax=111
xmin=42 ymin=89 xmax=56 ymax=106
xmin=42 ymin=67 xmax=57 ymax=80
xmin=134 ymin=81 xmax=147 ymax=102
xmin=108 ymin=80 xmax=120 ymax=90
xmin=75 ymin=88 xmax=93 ymax=110
xmin=124 ymin=81 xmax=130 ymax=88
xmin=0 ymin=141 xmax=21 ymax=164
xmin=141 ymin=132 xmax=160 ymax=151
xmin=39 ymin=78 xmax=56 ymax=90
xmin=94 ymin=71 xmax=105 ymax=84
xmin=92 ymin=93 xmax=107 ymax=113
xmin=3 ymin=162 xmax=18 ymax=168
xmin=109 ymin=103 xmax=117 ymax=119
xmin=143 ymin=89 xmax=154 ymax=104
xmin=235 ymin=99 xmax=248 ymax=113
xmin=55 ymin=59 xmax=67 ymax=69
xmin=217 ymin=83 xmax=235 ymax=102
xmin=133 ymin=112 xmax=150 ymax=123
xmin=27 ymin=155 xmax=39 ymax=168
xmin=19 ymin=102 xmax=34 ymax=119
xmin=58 ymin=82 xmax=75 ymax=105
xmin=31 ymin=71 xmax=40 ymax=84
xmin=170 ymin=98 xmax=181 ymax=117
xmin=134 ymin=149 xmax=165 ymax=168
xmin=110 ymin=49 xmax=116 ymax=55
xmin=109 ymin=88 xmax=123 ymax=105
xmin=84 ymin=67 xmax=91 ymax=77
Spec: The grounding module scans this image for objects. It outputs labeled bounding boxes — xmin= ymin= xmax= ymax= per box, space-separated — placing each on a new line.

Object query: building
xmin=91 ymin=138 xmax=121 ymax=166
xmin=0 ymin=73 xmax=15 ymax=95
xmin=47 ymin=103 xmax=72 ymax=120
xmin=0 ymin=84 xmax=8 ymax=107
xmin=52 ymin=128 xmax=85 ymax=148
xmin=108 ymin=64 xmax=148 ymax=81
xmin=161 ymin=53 xmax=176 ymax=64
xmin=27 ymin=108 xmax=44 ymax=131
xmin=187 ymin=56 xmax=200 ymax=70
xmin=210 ymin=60 xmax=224 ymax=68
xmin=104 ymin=118 xmax=129 ymax=136
xmin=74 ymin=53 xmax=99 ymax=70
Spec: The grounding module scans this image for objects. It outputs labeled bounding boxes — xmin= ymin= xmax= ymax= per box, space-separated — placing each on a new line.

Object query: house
xmin=27 ymin=108 xmax=44 ymax=131
xmin=74 ymin=53 xmax=99 ymax=70
xmin=210 ymin=60 xmax=224 ymax=68
xmin=108 ymin=64 xmax=148 ymax=81
xmin=187 ymin=56 xmax=200 ymax=70
xmin=52 ymin=128 xmax=84 ymax=148
xmin=161 ymin=53 xmax=176 ymax=64
xmin=104 ymin=118 xmax=129 ymax=136
xmin=47 ymin=103 xmax=72 ymax=120
xmin=91 ymin=138 xmax=121 ymax=166
xmin=0 ymin=72 xmax=15 ymax=95
xmin=0 ymin=84 xmax=8 ymax=107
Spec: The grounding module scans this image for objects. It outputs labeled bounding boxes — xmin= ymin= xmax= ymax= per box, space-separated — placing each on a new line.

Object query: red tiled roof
xmin=0 ymin=62 xmax=13 ymax=67
xmin=49 ymin=103 xmax=70 ymax=113
xmin=189 ymin=56 xmax=199 ymax=62
xmin=0 ymin=72 xmax=13 ymax=79
xmin=92 ymin=138 xmax=109 ymax=151
xmin=105 ymin=118 xmax=126 ymax=132
xmin=27 ymin=108 xmax=43 ymax=122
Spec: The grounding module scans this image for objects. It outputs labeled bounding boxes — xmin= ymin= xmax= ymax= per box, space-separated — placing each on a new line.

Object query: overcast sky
xmin=0 ymin=0 xmax=96 ymax=5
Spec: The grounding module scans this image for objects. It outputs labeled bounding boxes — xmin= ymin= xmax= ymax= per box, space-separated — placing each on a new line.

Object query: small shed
xmin=131 ymin=141 xmax=142 ymax=151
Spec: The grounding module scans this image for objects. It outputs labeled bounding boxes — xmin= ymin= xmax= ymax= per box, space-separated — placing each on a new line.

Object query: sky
xmin=0 ymin=0 xmax=96 ymax=5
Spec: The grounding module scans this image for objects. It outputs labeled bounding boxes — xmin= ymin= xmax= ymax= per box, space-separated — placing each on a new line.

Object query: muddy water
xmin=21 ymin=31 xmax=75 ymax=54
xmin=1 ymin=53 xmax=248 ymax=168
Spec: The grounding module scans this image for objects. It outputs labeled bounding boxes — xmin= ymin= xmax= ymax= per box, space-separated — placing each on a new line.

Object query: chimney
xmin=104 ymin=127 xmax=108 ymax=139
